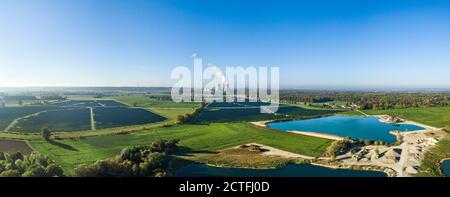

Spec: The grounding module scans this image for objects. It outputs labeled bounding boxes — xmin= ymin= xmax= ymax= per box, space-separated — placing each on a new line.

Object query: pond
xmin=441 ymin=159 xmax=450 ymax=177
xmin=267 ymin=116 xmax=425 ymax=143
xmin=175 ymin=164 xmax=387 ymax=177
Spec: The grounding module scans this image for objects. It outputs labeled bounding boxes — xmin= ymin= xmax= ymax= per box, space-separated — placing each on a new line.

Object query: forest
xmin=280 ymin=91 xmax=450 ymax=110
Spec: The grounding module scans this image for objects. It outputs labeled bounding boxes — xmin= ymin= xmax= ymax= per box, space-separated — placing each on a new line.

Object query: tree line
xmin=74 ymin=139 xmax=180 ymax=177
xmin=1 ymin=139 xmax=181 ymax=177
xmin=0 ymin=152 xmax=64 ymax=177
xmin=176 ymin=102 xmax=206 ymax=123
xmin=280 ymin=91 xmax=450 ymax=110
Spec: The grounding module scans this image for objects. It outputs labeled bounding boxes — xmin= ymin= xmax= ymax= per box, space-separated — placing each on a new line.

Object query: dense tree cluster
xmin=41 ymin=127 xmax=52 ymax=141
xmin=325 ymin=138 xmax=353 ymax=158
xmin=148 ymin=94 xmax=172 ymax=101
xmin=74 ymin=139 xmax=180 ymax=177
xmin=280 ymin=91 xmax=450 ymax=110
xmin=40 ymin=95 xmax=67 ymax=100
xmin=0 ymin=152 xmax=64 ymax=177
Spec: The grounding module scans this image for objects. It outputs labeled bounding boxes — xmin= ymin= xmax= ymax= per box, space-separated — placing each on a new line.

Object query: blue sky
xmin=1 ymin=0 xmax=450 ymax=88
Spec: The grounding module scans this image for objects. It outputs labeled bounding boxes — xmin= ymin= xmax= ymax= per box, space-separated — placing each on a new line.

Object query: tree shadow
xmin=175 ymin=146 xmax=216 ymax=156
xmin=48 ymin=140 xmax=78 ymax=151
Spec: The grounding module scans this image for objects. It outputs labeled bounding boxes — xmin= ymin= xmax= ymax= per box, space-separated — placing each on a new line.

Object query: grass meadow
xmin=417 ymin=137 xmax=450 ymax=176
xmin=362 ymin=106 xmax=450 ymax=128
xmin=30 ymin=123 xmax=332 ymax=175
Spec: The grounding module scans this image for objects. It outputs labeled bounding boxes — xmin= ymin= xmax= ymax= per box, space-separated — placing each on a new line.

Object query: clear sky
xmin=1 ymin=0 xmax=450 ymax=88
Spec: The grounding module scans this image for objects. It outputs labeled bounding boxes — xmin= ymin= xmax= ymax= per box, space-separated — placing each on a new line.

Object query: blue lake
xmin=175 ymin=164 xmax=386 ymax=177
xmin=268 ymin=116 xmax=425 ymax=143
xmin=441 ymin=159 xmax=450 ymax=177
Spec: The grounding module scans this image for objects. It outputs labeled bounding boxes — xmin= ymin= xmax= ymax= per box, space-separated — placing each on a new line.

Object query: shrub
xmin=248 ymin=144 xmax=262 ymax=152
xmin=148 ymin=139 xmax=180 ymax=154
xmin=0 ymin=169 xmax=21 ymax=177
xmin=41 ymin=127 xmax=51 ymax=141
xmin=139 ymin=152 xmax=169 ymax=176
xmin=75 ymin=139 xmax=180 ymax=177
xmin=23 ymin=166 xmax=47 ymax=177
xmin=176 ymin=115 xmax=186 ymax=123
xmin=0 ymin=152 xmax=64 ymax=177
xmin=325 ymin=138 xmax=352 ymax=157
xmin=443 ymin=125 xmax=450 ymax=133
xmin=46 ymin=164 xmax=64 ymax=177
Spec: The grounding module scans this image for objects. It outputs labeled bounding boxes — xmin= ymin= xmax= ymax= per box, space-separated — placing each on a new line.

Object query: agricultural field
xmin=30 ymin=123 xmax=332 ymax=174
xmin=1 ymin=96 xmax=38 ymax=107
xmin=0 ymin=99 xmax=171 ymax=133
xmin=361 ymin=106 xmax=450 ymax=128
xmin=311 ymin=100 xmax=348 ymax=108
xmin=111 ymin=95 xmax=199 ymax=108
xmin=0 ymin=106 xmax=56 ymax=130
xmin=207 ymin=101 xmax=274 ymax=108
xmin=0 ymin=139 xmax=33 ymax=154
xmin=313 ymin=100 xmax=347 ymax=104
xmin=94 ymin=107 xmax=166 ymax=129
xmin=9 ymin=108 xmax=92 ymax=133
xmin=193 ymin=102 xmax=342 ymax=123
xmin=110 ymin=94 xmax=201 ymax=123
xmin=50 ymin=100 xmax=126 ymax=107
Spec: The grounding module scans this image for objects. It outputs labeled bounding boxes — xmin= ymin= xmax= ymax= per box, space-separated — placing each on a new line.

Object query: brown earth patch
xmin=0 ymin=139 xmax=33 ymax=154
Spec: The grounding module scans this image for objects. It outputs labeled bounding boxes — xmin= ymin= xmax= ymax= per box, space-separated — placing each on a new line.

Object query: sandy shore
xmin=241 ymin=143 xmax=321 ymax=160
xmin=251 ymin=120 xmax=343 ymax=141
xmin=287 ymin=130 xmax=344 ymax=140
xmin=249 ymin=115 xmax=445 ymax=177
xmin=250 ymin=121 xmax=272 ymax=128
xmin=401 ymin=120 xmax=439 ymax=131
xmin=240 ymin=143 xmax=392 ymax=176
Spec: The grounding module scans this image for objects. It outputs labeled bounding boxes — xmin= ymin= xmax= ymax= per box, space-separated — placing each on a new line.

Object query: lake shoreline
xmin=177 ymin=142 xmax=391 ymax=177
xmin=251 ymin=115 xmax=444 ymax=177
xmin=439 ymin=158 xmax=450 ymax=177
xmin=286 ymin=130 xmax=344 ymax=141
xmin=263 ymin=115 xmax=426 ymax=143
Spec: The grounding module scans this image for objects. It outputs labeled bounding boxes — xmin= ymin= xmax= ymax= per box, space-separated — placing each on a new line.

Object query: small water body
xmin=268 ymin=116 xmax=424 ymax=143
xmin=175 ymin=164 xmax=386 ymax=177
xmin=441 ymin=159 xmax=450 ymax=177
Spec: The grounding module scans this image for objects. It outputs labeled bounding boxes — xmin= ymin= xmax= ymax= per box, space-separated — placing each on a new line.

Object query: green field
xmin=110 ymin=95 xmax=200 ymax=123
xmin=311 ymin=100 xmax=348 ymax=107
xmin=50 ymin=100 xmax=126 ymax=107
xmin=417 ymin=137 xmax=450 ymax=177
xmin=111 ymin=95 xmax=200 ymax=108
xmin=30 ymin=123 xmax=332 ymax=174
xmin=360 ymin=106 xmax=450 ymax=128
